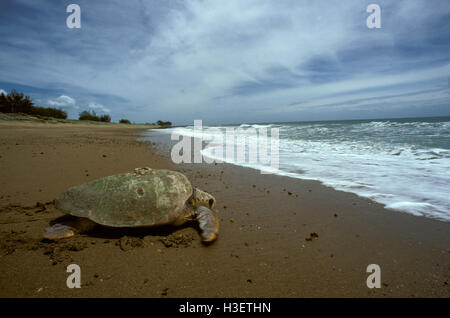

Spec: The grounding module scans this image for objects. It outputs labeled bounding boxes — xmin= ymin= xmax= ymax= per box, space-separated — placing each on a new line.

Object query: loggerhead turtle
xmin=43 ymin=167 xmax=219 ymax=243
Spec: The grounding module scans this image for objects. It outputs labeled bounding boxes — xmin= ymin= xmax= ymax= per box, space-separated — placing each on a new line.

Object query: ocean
xmin=143 ymin=116 xmax=450 ymax=221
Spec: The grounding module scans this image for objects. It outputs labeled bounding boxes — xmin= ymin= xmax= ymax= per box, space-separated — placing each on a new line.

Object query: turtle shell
xmin=55 ymin=168 xmax=193 ymax=227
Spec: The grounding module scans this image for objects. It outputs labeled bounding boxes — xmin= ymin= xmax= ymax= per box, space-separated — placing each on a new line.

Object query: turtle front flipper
xmin=195 ymin=206 xmax=219 ymax=243
xmin=192 ymin=188 xmax=216 ymax=209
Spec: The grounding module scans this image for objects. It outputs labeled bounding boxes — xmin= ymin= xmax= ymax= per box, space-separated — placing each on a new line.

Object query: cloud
xmin=47 ymin=95 xmax=78 ymax=109
xmin=88 ymin=102 xmax=110 ymax=113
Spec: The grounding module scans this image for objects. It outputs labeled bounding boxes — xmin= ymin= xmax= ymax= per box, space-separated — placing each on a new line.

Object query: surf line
xmin=170 ymin=120 xmax=280 ymax=174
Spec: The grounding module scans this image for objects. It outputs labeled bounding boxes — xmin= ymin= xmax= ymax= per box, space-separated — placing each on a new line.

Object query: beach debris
xmin=229 ymin=218 xmax=235 ymax=223
xmin=288 ymin=192 xmax=292 ymax=195
xmin=305 ymin=232 xmax=319 ymax=241
xmin=42 ymin=168 xmax=220 ymax=244
xmin=161 ymin=288 xmax=169 ymax=296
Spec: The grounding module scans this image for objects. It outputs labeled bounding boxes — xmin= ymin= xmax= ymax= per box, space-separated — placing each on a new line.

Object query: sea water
xmin=145 ymin=117 xmax=450 ymax=221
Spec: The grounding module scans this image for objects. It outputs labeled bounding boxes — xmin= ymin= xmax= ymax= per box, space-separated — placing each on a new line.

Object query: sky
xmin=0 ymin=0 xmax=449 ymax=125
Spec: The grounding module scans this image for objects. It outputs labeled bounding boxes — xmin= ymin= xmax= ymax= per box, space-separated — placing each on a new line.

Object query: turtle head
xmin=191 ymin=188 xmax=216 ymax=209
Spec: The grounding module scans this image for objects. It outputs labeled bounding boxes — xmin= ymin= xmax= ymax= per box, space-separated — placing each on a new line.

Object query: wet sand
xmin=0 ymin=120 xmax=449 ymax=297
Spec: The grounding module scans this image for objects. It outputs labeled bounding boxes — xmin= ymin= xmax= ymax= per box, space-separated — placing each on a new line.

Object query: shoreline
xmin=0 ymin=120 xmax=449 ymax=297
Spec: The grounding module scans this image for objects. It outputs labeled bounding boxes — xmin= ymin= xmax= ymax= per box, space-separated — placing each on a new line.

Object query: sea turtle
xmin=43 ymin=167 xmax=219 ymax=243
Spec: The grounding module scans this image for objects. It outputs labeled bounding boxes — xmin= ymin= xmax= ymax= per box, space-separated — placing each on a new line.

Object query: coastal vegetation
xmin=0 ymin=90 xmax=168 ymax=127
xmin=0 ymin=90 xmax=67 ymax=119
xmin=157 ymin=120 xmax=172 ymax=127
xmin=78 ymin=110 xmax=111 ymax=123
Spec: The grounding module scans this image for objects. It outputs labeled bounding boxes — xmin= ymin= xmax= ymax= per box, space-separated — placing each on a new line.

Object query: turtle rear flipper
xmin=43 ymin=218 xmax=96 ymax=240
xmin=195 ymin=206 xmax=219 ymax=243
xmin=43 ymin=224 xmax=76 ymax=240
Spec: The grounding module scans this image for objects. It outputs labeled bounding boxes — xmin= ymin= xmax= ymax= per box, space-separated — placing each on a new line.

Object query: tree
xmin=31 ymin=106 xmax=67 ymax=119
xmin=0 ymin=92 xmax=8 ymax=113
xmin=99 ymin=114 xmax=111 ymax=122
xmin=79 ymin=110 xmax=111 ymax=122
xmin=0 ymin=90 xmax=67 ymax=119
xmin=0 ymin=90 xmax=34 ymax=113
xmin=157 ymin=120 xmax=172 ymax=127
xmin=79 ymin=110 xmax=96 ymax=121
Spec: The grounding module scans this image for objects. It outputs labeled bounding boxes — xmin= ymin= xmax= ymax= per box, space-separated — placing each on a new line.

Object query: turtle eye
xmin=208 ymin=199 xmax=215 ymax=208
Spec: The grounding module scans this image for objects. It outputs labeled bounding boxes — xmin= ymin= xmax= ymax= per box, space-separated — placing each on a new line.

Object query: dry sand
xmin=0 ymin=120 xmax=449 ymax=297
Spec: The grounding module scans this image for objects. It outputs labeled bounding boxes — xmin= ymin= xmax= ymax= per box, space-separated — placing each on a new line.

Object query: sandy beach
xmin=0 ymin=120 xmax=449 ymax=298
